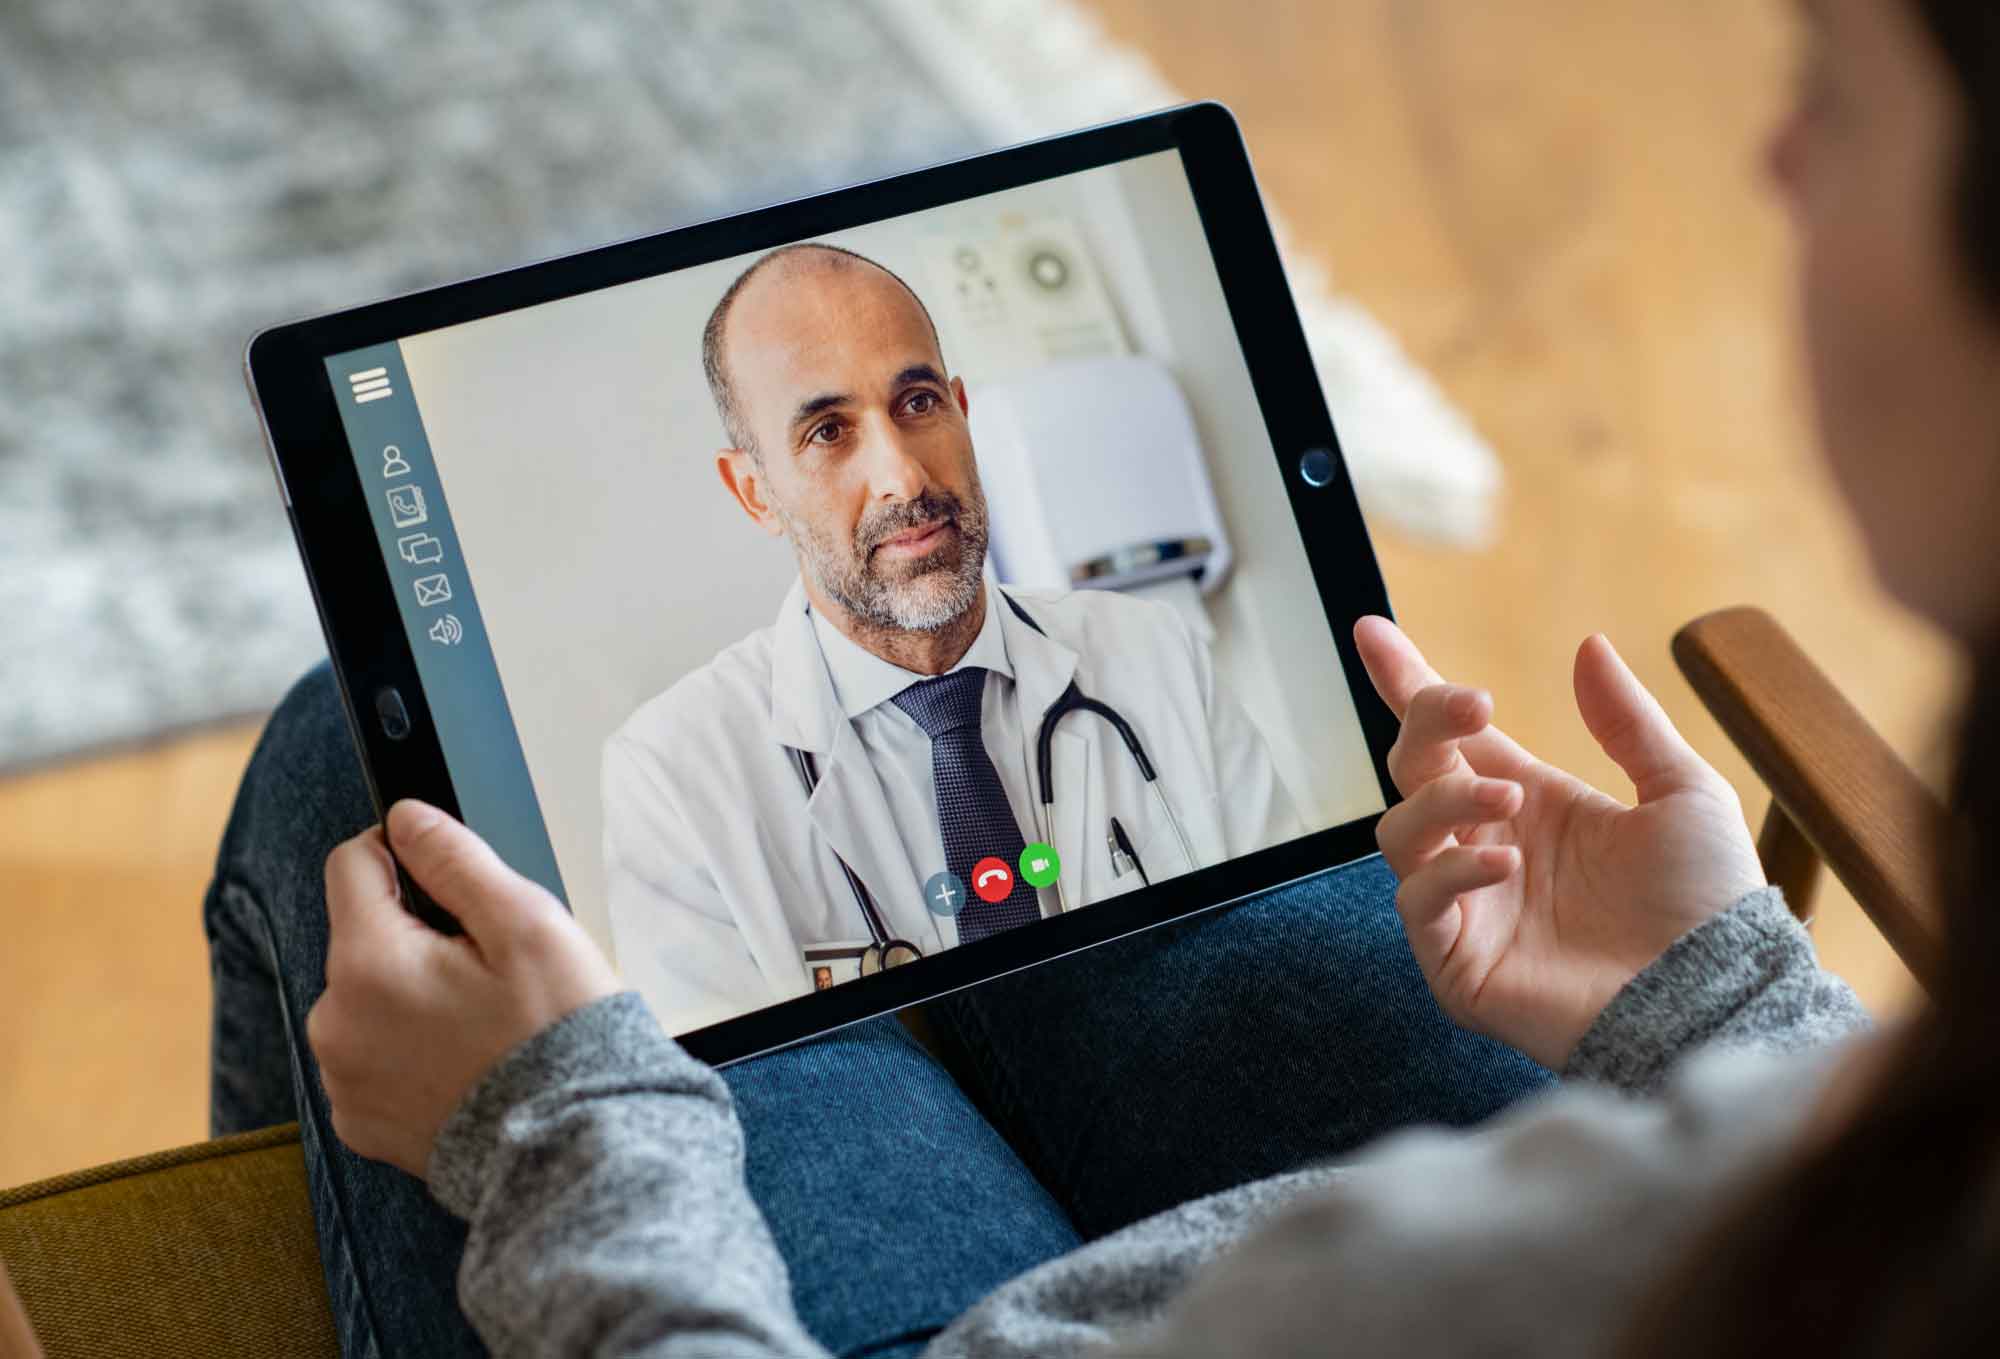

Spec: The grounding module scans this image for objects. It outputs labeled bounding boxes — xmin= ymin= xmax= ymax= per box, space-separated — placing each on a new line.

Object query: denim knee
xmin=214 ymin=661 xmax=375 ymax=878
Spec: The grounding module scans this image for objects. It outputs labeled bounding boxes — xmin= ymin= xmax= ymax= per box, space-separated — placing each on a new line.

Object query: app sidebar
xmin=323 ymin=342 xmax=568 ymax=906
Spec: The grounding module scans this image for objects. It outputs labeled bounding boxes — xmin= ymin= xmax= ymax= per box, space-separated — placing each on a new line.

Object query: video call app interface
xmin=324 ymin=148 xmax=1385 ymax=1036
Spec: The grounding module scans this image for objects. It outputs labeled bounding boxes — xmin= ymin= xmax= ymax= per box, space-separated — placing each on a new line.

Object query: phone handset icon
xmin=971 ymin=857 xmax=1014 ymax=903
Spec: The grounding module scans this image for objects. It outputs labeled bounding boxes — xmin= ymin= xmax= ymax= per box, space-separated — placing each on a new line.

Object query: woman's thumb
xmin=386 ymin=800 xmax=548 ymax=945
xmin=1572 ymin=634 xmax=1705 ymax=803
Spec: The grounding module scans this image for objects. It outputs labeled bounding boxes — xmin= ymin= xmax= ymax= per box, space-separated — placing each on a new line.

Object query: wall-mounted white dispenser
xmin=968 ymin=353 xmax=1233 ymax=614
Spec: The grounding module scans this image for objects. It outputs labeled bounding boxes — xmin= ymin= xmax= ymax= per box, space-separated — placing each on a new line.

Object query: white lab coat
xmin=603 ymin=578 xmax=1302 ymax=1036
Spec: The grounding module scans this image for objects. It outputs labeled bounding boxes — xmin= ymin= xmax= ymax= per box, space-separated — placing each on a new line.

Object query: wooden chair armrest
xmin=1672 ymin=606 xmax=1947 ymax=989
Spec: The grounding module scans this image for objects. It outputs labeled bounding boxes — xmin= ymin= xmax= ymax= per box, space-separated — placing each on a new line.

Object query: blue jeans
xmin=205 ymin=664 xmax=1551 ymax=1358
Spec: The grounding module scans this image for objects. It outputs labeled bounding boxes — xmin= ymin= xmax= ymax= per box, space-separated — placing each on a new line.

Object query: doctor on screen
xmin=603 ymin=241 xmax=1303 ymax=1033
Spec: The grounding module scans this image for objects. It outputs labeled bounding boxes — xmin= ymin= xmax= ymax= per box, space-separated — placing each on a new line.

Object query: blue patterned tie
xmin=891 ymin=667 xmax=1041 ymax=943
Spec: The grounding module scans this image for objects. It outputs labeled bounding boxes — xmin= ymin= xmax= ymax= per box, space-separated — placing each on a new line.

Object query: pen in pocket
xmin=1108 ymin=816 xmax=1151 ymax=887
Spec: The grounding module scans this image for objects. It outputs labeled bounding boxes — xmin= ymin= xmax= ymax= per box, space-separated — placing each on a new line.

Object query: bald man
xmin=602 ymin=243 xmax=1302 ymax=1035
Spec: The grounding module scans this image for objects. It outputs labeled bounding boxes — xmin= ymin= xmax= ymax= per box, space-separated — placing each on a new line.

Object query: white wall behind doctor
xmin=399 ymin=151 xmax=1382 ymax=958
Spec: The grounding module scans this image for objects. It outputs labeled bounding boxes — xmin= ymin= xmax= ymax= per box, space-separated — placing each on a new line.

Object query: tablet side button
xmin=375 ymin=686 xmax=412 ymax=741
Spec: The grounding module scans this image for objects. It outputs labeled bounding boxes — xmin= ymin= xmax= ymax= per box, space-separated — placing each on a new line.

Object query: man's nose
xmin=858 ymin=421 xmax=929 ymax=502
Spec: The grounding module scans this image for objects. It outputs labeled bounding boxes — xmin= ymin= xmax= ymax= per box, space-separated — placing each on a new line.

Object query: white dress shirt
xmin=808 ymin=589 xmax=1040 ymax=952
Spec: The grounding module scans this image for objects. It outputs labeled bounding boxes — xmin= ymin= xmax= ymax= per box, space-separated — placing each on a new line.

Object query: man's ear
xmin=717 ymin=449 xmax=785 ymax=538
xmin=952 ymin=375 xmax=969 ymax=418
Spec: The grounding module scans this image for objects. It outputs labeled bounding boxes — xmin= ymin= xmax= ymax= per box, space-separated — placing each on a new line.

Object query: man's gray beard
xmin=782 ymin=489 xmax=988 ymax=634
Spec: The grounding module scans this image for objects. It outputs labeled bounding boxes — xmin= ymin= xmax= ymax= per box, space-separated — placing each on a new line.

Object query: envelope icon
xmin=413 ymin=573 xmax=453 ymax=607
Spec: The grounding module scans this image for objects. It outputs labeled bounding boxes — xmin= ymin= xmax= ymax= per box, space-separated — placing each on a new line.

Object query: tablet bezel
xmin=247 ymin=101 xmax=1405 ymax=1066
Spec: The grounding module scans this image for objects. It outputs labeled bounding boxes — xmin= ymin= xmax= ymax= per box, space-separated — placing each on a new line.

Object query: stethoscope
xmin=785 ymin=591 xmax=1201 ymax=971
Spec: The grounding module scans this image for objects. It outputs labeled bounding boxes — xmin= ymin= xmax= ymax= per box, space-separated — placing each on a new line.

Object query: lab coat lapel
xmin=766 ymin=577 xmax=917 ymax=925
xmin=767 ymin=578 xmax=837 ymax=755
xmin=1047 ymin=724 xmax=1094 ymax=905
xmin=803 ymin=720 xmax=914 ymax=927
xmin=995 ymin=588 xmax=1081 ymax=741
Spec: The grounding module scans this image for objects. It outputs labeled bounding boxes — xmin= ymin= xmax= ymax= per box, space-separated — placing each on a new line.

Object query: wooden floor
xmin=0 ymin=0 xmax=1957 ymax=1187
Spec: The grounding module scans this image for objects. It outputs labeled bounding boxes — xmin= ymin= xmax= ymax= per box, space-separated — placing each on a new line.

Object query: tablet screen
xmin=321 ymin=146 xmax=1385 ymax=1037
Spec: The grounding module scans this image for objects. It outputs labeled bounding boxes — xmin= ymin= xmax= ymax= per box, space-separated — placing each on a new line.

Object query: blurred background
xmin=1 ymin=0 xmax=1958 ymax=1186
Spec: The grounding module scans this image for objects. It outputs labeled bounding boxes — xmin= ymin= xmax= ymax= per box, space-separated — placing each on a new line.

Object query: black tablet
xmin=247 ymin=102 xmax=1400 ymax=1065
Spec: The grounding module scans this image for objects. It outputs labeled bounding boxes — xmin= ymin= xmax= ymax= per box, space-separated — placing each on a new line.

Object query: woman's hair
xmin=1624 ymin=4 xmax=2000 ymax=1352
xmin=1925 ymin=3 xmax=2000 ymax=309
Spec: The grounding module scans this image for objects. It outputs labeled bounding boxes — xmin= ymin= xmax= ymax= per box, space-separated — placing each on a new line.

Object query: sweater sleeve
xmin=425 ymin=887 xmax=1873 ymax=1359
xmin=1562 ymin=885 xmax=1873 ymax=1093
xmin=931 ymin=886 xmax=1877 ymax=1357
xmin=427 ymin=991 xmax=829 ymax=1359
xmin=1087 ymin=890 xmax=1875 ymax=1359
xmin=1099 ymin=1044 xmax=1848 ymax=1359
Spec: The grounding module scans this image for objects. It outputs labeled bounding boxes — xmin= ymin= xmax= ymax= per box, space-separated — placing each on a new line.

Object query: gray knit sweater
xmin=427 ymin=887 xmax=1870 ymax=1356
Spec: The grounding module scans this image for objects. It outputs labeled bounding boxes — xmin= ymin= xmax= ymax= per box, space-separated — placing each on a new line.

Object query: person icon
xmin=382 ymin=445 xmax=411 ymax=479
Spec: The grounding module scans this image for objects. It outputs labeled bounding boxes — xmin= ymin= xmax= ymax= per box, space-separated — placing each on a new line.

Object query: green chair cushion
xmin=0 ymin=1125 xmax=338 ymax=1358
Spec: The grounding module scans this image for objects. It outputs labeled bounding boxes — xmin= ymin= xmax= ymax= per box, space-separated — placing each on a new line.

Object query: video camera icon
xmin=428 ymin=614 xmax=464 ymax=647
xmin=1019 ymin=842 xmax=1061 ymax=888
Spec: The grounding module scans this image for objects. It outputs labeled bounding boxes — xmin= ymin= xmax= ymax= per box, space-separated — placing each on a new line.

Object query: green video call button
xmin=1019 ymin=842 xmax=1062 ymax=889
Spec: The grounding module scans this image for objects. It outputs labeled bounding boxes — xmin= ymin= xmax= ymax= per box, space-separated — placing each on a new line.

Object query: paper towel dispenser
xmin=968 ymin=354 xmax=1233 ymax=597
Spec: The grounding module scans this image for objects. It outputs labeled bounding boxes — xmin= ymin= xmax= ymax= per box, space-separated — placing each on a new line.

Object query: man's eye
xmin=809 ymin=420 xmax=844 ymax=444
xmin=905 ymin=391 xmax=937 ymax=414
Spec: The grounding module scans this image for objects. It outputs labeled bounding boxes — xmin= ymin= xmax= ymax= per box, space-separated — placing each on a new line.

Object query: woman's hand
xmin=309 ymin=800 xmax=620 ymax=1177
xmin=1355 ymin=617 xmax=1766 ymax=1069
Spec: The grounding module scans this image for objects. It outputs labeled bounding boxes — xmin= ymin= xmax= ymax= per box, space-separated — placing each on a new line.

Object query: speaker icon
xmin=428 ymin=613 xmax=464 ymax=647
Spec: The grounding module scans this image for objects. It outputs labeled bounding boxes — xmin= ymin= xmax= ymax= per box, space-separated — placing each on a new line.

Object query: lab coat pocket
xmin=1127 ymin=790 xmax=1198 ymax=885
xmin=1079 ymin=794 xmax=1192 ymax=906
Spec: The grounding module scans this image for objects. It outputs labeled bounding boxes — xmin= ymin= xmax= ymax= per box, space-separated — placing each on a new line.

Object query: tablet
xmin=247 ymin=102 xmax=1400 ymax=1065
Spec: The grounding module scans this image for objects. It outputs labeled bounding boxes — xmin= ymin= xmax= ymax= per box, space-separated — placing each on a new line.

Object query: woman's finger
xmin=1354 ymin=615 xmax=1445 ymax=720
xmin=1571 ymin=633 xmax=1712 ymax=804
xmin=1393 ymin=843 xmax=1519 ymax=935
xmin=1376 ymin=774 xmax=1523 ymax=874
xmin=1358 ymin=616 xmax=1537 ymax=778
xmin=323 ymin=828 xmax=414 ymax=948
xmin=386 ymin=800 xmax=563 ymax=955
xmin=1386 ymin=683 xmax=1492 ymax=795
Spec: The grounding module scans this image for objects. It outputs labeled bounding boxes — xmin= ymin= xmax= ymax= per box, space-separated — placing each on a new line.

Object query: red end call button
xmin=971 ymin=857 xmax=1015 ymax=903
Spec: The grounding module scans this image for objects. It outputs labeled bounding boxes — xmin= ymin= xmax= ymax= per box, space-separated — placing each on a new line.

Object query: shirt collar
xmin=809 ymin=584 xmax=1014 ymax=720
